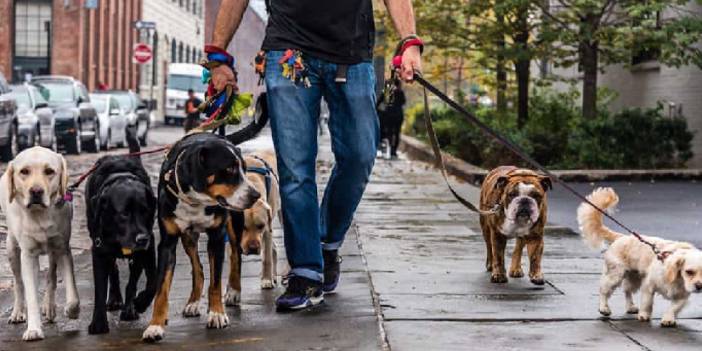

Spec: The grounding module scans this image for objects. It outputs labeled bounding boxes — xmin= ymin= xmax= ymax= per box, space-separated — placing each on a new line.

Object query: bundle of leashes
xmin=388 ymin=36 xmax=670 ymax=261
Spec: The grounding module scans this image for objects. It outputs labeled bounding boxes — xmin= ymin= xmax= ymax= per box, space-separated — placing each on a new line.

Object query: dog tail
xmin=226 ymin=93 xmax=269 ymax=145
xmin=577 ymin=187 xmax=623 ymax=249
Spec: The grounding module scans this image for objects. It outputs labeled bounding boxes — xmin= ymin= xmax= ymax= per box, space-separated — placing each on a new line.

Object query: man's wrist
xmin=204 ymin=44 xmax=235 ymax=69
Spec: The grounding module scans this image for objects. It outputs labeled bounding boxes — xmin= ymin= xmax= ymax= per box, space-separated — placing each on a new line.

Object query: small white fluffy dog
xmin=0 ymin=147 xmax=79 ymax=341
xmin=577 ymin=187 xmax=702 ymax=327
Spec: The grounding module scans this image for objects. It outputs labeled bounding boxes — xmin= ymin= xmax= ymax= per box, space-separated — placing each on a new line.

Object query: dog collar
xmin=246 ymin=155 xmax=278 ymax=202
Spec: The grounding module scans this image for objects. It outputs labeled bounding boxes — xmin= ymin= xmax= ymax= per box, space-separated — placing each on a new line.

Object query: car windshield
xmin=90 ymin=96 xmax=108 ymax=113
xmin=167 ymin=74 xmax=206 ymax=93
xmin=34 ymin=82 xmax=75 ymax=103
xmin=9 ymin=87 xmax=31 ymax=109
xmin=112 ymin=94 xmax=134 ymax=111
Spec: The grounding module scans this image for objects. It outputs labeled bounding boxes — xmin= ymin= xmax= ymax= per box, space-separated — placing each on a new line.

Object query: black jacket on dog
xmin=85 ymin=152 xmax=157 ymax=335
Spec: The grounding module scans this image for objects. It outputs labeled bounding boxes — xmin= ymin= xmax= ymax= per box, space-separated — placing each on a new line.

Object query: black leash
xmin=413 ymin=72 xmax=669 ymax=261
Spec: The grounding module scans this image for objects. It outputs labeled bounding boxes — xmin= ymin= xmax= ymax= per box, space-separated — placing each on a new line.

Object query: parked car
xmin=32 ymin=76 xmax=99 ymax=154
xmin=9 ymin=84 xmax=55 ymax=151
xmin=0 ymin=73 xmax=17 ymax=161
xmin=95 ymin=90 xmax=150 ymax=146
xmin=89 ymin=93 xmax=128 ymax=150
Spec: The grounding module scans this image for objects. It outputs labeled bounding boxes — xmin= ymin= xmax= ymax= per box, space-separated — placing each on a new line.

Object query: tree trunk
xmin=580 ymin=41 xmax=599 ymax=119
xmin=495 ymin=10 xmax=507 ymax=113
xmin=514 ymin=7 xmax=530 ymax=128
xmin=514 ymin=60 xmax=529 ymax=128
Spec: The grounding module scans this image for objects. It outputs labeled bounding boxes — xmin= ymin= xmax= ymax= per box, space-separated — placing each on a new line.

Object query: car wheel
xmin=65 ymin=128 xmax=81 ymax=155
xmin=84 ymin=125 xmax=99 ymax=153
xmin=0 ymin=125 xmax=16 ymax=162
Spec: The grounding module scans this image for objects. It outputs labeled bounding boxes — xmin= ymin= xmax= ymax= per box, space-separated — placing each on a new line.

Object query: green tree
xmin=537 ymin=0 xmax=702 ymax=119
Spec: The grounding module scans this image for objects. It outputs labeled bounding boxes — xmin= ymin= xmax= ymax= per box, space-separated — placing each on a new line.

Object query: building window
xmin=171 ymin=39 xmax=177 ymax=62
xmin=13 ymin=0 xmax=53 ymax=81
xmin=186 ymin=46 xmax=191 ymax=63
xmin=632 ymin=10 xmax=661 ymax=66
xmin=192 ymin=48 xmax=197 ymax=63
xmin=178 ymin=42 xmax=183 ymax=62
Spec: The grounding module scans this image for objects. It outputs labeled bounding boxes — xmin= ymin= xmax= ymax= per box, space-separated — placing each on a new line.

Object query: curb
xmin=399 ymin=135 xmax=702 ymax=183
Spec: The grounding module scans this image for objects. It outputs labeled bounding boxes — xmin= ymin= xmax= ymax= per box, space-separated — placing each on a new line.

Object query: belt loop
xmin=335 ymin=64 xmax=349 ymax=84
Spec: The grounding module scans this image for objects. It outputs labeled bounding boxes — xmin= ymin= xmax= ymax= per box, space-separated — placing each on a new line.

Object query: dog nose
xmin=30 ymin=187 xmax=44 ymax=198
xmin=247 ymin=241 xmax=261 ymax=255
xmin=695 ymin=282 xmax=702 ymax=291
xmin=135 ymin=233 xmax=150 ymax=247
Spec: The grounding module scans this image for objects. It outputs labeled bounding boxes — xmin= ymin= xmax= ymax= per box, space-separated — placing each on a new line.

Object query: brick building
xmin=0 ymin=0 xmax=142 ymax=91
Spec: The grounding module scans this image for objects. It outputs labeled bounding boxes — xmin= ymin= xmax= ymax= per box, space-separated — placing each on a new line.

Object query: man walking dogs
xmin=210 ymin=0 xmax=422 ymax=310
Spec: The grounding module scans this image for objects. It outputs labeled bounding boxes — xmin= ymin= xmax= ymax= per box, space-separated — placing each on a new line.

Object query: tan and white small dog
xmin=224 ymin=150 xmax=280 ymax=306
xmin=0 ymin=147 xmax=79 ymax=341
xmin=578 ymin=187 xmax=702 ymax=327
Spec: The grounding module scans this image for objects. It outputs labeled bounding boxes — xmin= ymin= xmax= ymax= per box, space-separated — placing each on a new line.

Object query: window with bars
xmin=14 ymin=0 xmax=52 ymax=58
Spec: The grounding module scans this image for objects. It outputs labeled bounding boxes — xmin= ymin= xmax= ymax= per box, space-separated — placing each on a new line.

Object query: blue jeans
xmin=265 ymin=51 xmax=379 ymax=282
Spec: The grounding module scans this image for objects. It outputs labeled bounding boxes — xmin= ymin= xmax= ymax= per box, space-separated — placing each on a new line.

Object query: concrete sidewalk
xmin=2 ymin=127 xmax=702 ymax=350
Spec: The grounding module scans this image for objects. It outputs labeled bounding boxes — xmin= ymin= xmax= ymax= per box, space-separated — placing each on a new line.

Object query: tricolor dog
xmin=0 ymin=147 xmax=79 ymax=341
xmin=578 ymin=187 xmax=702 ymax=327
xmin=479 ymin=166 xmax=552 ymax=285
xmin=225 ymin=150 xmax=280 ymax=306
xmin=142 ymin=132 xmax=261 ymax=342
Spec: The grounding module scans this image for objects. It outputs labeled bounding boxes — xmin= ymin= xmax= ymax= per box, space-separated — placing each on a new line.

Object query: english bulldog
xmin=479 ymin=166 xmax=552 ymax=285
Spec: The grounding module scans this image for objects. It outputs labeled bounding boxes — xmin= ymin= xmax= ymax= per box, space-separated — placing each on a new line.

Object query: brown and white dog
xmin=0 ymin=147 xmax=79 ymax=341
xmin=479 ymin=166 xmax=552 ymax=285
xmin=578 ymin=187 xmax=702 ymax=327
xmin=224 ymin=150 xmax=280 ymax=306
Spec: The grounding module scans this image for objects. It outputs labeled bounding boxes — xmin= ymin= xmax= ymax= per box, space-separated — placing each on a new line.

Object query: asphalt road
xmin=548 ymin=180 xmax=702 ymax=247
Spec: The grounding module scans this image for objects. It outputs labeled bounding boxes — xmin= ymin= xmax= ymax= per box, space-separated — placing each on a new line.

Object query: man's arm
xmin=212 ymin=0 xmax=250 ymax=50
xmin=384 ymin=0 xmax=422 ymax=82
xmin=210 ymin=0 xmax=250 ymax=91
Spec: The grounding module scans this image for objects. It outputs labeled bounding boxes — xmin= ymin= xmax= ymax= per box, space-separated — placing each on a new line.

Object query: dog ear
xmin=60 ymin=155 xmax=69 ymax=196
xmin=6 ymin=162 xmax=16 ymax=203
xmin=539 ymin=175 xmax=553 ymax=191
xmin=665 ymin=254 xmax=685 ymax=284
xmin=260 ymin=200 xmax=273 ymax=231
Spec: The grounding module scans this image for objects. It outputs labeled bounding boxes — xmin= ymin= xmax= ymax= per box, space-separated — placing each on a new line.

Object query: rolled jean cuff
xmin=290 ymin=268 xmax=323 ymax=282
xmin=322 ymin=241 xmax=343 ymax=251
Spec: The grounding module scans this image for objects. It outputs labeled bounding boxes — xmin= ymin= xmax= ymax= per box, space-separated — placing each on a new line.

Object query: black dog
xmin=86 ymin=136 xmax=157 ymax=334
xmin=142 ymin=95 xmax=269 ymax=342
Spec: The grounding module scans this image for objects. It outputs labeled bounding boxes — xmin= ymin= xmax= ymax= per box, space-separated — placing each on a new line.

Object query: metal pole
xmin=149 ymin=29 xmax=157 ymax=112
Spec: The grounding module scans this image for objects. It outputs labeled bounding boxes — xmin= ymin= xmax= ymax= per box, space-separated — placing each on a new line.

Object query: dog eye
xmin=44 ymin=168 xmax=55 ymax=176
xmin=257 ymin=223 xmax=265 ymax=230
xmin=685 ymin=269 xmax=695 ymax=276
xmin=19 ymin=168 xmax=30 ymax=176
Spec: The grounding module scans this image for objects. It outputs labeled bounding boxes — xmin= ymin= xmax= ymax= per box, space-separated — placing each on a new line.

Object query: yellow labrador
xmin=0 ymin=147 xmax=79 ymax=341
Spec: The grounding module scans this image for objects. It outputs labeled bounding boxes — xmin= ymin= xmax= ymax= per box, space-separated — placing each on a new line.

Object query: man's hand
xmin=211 ymin=64 xmax=238 ymax=92
xmin=399 ymin=46 xmax=422 ymax=82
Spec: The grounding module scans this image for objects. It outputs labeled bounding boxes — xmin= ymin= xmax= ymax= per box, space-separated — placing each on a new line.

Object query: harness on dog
xmin=90 ymin=172 xmax=145 ymax=248
xmin=163 ymin=150 xmax=220 ymax=208
xmin=245 ymin=155 xmax=278 ymax=201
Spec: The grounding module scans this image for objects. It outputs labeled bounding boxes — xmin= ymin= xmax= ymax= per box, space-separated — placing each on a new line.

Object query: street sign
xmin=133 ymin=43 xmax=153 ymax=64
xmin=133 ymin=20 xmax=156 ymax=30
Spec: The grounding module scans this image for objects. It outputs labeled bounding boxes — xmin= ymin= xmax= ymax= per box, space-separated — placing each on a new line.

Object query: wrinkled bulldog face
xmin=8 ymin=147 xmax=67 ymax=210
xmin=503 ymin=182 xmax=543 ymax=226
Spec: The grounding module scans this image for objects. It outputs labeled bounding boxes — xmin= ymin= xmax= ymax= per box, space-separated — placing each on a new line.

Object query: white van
xmin=164 ymin=63 xmax=207 ymax=125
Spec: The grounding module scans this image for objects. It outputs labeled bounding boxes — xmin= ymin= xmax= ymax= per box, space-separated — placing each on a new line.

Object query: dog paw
xmin=22 ymin=328 xmax=44 ymax=341
xmin=530 ymin=278 xmax=545 ymax=286
xmin=106 ymin=298 xmax=123 ymax=312
xmin=626 ymin=306 xmax=639 ymax=314
xmin=64 ymin=300 xmax=80 ymax=319
xmin=41 ymin=302 xmax=56 ymax=323
xmin=661 ymin=319 xmax=678 ymax=328
xmin=88 ymin=319 xmax=110 ymax=335
xmin=224 ymin=289 xmax=241 ymax=306
xmin=182 ymin=301 xmax=201 ymax=317
xmin=508 ymin=268 xmax=524 ymax=278
xmin=9 ymin=308 xmax=27 ymax=324
xmin=261 ymin=277 xmax=276 ymax=289
xmin=206 ymin=311 xmax=229 ymax=329
xmin=120 ymin=304 xmax=139 ymax=321
xmin=490 ymin=273 xmax=508 ymax=284
xmin=637 ymin=313 xmax=651 ymax=322
xmin=598 ymin=306 xmax=612 ymax=317
xmin=142 ymin=325 xmax=165 ymax=342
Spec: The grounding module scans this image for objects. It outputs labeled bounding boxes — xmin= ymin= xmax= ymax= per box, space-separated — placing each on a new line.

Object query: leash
xmin=389 ymin=34 xmax=669 ymax=261
xmin=412 ymin=72 xmax=670 ymax=261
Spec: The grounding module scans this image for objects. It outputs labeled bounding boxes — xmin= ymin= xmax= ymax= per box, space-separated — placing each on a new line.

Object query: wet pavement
xmin=1 ymin=123 xmax=701 ymax=350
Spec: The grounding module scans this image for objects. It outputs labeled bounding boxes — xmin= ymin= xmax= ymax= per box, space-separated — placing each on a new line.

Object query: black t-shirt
xmin=261 ymin=0 xmax=375 ymax=64
xmin=186 ymin=97 xmax=202 ymax=119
